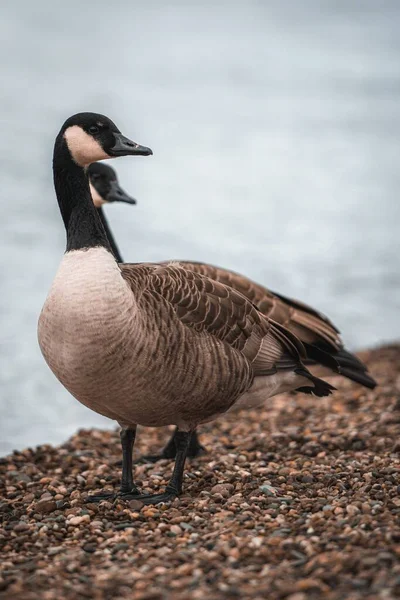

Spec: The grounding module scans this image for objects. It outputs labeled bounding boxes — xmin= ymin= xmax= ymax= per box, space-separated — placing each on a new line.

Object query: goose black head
xmin=88 ymin=163 xmax=137 ymax=207
xmin=59 ymin=112 xmax=153 ymax=168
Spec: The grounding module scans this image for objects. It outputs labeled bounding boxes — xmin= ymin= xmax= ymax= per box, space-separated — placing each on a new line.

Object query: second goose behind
xmin=88 ymin=163 xmax=377 ymax=463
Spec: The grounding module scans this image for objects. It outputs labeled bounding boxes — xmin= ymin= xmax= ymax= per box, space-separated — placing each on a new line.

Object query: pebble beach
xmin=1 ymin=344 xmax=399 ymax=599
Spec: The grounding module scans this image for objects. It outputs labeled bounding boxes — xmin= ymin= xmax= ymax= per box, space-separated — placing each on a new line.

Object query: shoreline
xmin=1 ymin=344 xmax=399 ymax=599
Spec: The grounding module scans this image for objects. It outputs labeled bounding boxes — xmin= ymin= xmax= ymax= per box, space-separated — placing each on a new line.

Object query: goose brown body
xmin=39 ymin=248 xmax=320 ymax=432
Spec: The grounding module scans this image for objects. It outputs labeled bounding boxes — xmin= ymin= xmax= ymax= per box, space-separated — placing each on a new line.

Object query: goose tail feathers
xmin=334 ymin=348 xmax=377 ymax=389
xmin=303 ymin=343 xmax=377 ymax=390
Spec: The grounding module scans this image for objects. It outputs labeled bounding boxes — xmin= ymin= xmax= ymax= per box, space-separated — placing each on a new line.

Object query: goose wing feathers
xmin=120 ymin=262 xmax=307 ymax=375
xmin=172 ymin=261 xmax=341 ymax=351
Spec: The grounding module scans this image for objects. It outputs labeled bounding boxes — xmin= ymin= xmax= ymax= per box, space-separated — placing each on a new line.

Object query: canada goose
xmin=93 ymin=165 xmax=377 ymax=463
xmin=88 ymin=162 xmax=136 ymax=263
xmin=38 ymin=112 xmax=335 ymax=504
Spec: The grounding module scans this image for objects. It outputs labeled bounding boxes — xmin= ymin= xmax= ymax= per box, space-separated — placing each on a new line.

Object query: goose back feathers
xmin=165 ymin=261 xmax=377 ymax=390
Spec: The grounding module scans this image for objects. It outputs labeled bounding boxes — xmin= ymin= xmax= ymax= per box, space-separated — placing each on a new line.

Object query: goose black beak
xmin=109 ymin=133 xmax=153 ymax=157
xmin=107 ymin=180 xmax=137 ymax=205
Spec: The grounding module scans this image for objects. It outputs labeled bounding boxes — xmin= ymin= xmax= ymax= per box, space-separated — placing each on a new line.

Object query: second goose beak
xmin=107 ymin=180 xmax=137 ymax=205
xmin=109 ymin=133 xmax=153 ymax=157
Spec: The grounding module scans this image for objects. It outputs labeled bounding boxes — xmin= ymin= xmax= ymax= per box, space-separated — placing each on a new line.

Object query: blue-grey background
xmin=0 ymin=0 xmax=399 ymax=455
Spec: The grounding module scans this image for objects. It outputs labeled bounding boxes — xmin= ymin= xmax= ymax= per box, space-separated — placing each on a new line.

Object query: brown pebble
xmin=170 ymin=525 xmax=182 ymax=535
xmin=23 ymin=493 xmax=35 ymax=503
xmin=210 ymin=484 xmax=234 ymax=497
xmin=346 ymin=504 xmax=360 ymax=516
xmin=48 ymin=546 xmax=64 ymax=556
xmin=68 ymin=515 xmax=90 ymax=526
xmin=13 ymin=522 xmax=30 ymax=532
xmin=128 ymin=499 xmax=144 ymax=510
xmin=34 ymin=499 xmax=57 ymax=514
xmin=295 ymin=578 xmax=327 ymax=592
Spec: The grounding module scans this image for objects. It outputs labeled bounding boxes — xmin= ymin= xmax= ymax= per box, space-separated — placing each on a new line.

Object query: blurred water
xmin=0 ymin=0 xmax=399 ymax=455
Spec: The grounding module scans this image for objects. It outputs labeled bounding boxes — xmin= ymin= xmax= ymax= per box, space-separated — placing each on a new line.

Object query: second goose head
xmin=88 ymin=163 xmax=136 ymax=207
xmin=87 ymin=162 xmax=137 ymax=262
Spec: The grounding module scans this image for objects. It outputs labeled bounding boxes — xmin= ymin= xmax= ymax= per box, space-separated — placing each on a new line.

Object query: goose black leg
xmin=186 ymin=430 xmax=207 ymax=458
xmin=87 ymin=426 xmax=140 ymax=502
xmin=124 ymin=430 xmax=193 ymax=505
xmin=138 ymin=428 xmax=206 ymax=463
xmin=119 ymin=427 xmax=140 ymax=494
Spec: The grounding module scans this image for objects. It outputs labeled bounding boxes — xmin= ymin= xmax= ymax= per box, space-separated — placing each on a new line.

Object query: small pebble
xmin=68 ymin=515 xmax=90 ymax=526
xmin=128 ymin=499 xmax=144 ymax=510
xmin=34 ymin=499 xmax=57 ymax=514
xmin=170 ymin=525 xmax=182 ymax=535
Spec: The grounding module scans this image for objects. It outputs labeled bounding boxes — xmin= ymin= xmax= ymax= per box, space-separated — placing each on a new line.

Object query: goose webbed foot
xmin=86 ymin=490 xmax=116 ymax=503
xmin=138 ymin=428 xmax=205 ymax=463
xmin=126 ymin=487 xmax=179 ymax=505
xmin=86 ymin=484 xmax=141 ymax=504
xmin=137 ymin=493 xmax=177 ymax=505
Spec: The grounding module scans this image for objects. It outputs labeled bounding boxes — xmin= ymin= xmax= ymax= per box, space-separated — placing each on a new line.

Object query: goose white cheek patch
xmin=89 ymin=182 xmax=107 ymax=207
xmin=64 ymin=126 xmax=110 ymax=167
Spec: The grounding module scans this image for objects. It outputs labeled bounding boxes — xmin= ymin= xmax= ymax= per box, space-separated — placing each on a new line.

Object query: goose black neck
xmin=53 ymin=135 xmax=113 ymax=254
xmin=96 ymin=206 xmax=123 ymax=262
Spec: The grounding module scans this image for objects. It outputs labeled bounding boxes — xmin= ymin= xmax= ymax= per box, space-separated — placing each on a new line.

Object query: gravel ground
xmin=1 ymin=344 xmax=399 ymax=600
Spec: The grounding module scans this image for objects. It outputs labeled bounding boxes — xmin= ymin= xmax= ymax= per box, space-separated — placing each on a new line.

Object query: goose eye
xmin=89 ymin=125 xmax=99 ymax=135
